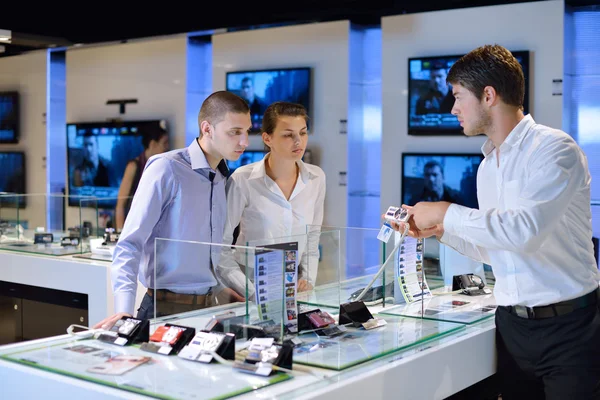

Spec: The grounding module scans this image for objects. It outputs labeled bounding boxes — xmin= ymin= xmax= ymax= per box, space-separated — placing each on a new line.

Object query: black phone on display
xmin=348 ymin=282 xmax=394 ymax=302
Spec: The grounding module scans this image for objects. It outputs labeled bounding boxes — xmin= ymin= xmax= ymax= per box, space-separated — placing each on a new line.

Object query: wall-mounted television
xmin=0 ymin=151 xmax=26 ymax=207
xmin=402 ymin=153 xmax=484 ymax=209
xmin=0 ymin=92 xmax=19 ymax=143
xmin=408 ymin=50 xmax=530 ymax=136
xmin=66 ymin=119 xmax=167 ymax=207
xmin=226 ymin=149 xmax=314 ymax=176
xmin=226 ymin=67 xmax=311 ymax=133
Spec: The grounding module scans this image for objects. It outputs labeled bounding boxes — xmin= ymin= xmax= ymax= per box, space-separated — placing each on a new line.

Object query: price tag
xmin=377 ymin=223 xmax=393 ymax=243
xmin=255 ymin=364 xmax=273 ymax=376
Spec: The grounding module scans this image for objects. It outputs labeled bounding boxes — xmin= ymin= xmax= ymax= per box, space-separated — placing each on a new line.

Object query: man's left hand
xmin=408 ymin=201 xmax=451 ymax=230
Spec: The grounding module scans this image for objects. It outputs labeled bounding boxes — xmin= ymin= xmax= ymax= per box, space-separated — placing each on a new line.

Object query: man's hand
xmin=383 ymin=204 xmax=445 ymax=239
xmin=297 ymin=279 xmax=313 ymax=292
xmin=407 ymin=201 xmax=451 ymax=231
xmin=215 ymin=287 xmax=245 ymax=305
xmin=92 ymin=312 xmax=132 ymax=330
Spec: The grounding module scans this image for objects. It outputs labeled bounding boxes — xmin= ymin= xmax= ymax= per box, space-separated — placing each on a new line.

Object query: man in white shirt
xmin=392 ymin=44 xmax=600 ymax=399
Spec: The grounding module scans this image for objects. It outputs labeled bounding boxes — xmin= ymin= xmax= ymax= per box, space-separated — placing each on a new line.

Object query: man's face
xmin=451 ymin=83 xmax=490 ymax=137
xmin=430 ymin=69 xmax=448 ymax=93
xmin=241 ymin=80 xmax=254 ymax=101
xmin=211 ymin=112 xmax=251 ymax=161
xmin=83 ymin=137 xmax=98 ymax=164
xmin=424 ymin=165 xmax=444 ymax=193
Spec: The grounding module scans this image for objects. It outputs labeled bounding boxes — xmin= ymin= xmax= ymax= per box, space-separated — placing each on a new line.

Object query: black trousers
xmin=495 ymin=297 xmax=600 ymax=399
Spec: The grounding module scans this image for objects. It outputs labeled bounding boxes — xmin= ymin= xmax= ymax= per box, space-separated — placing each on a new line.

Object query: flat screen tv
xmin=66 ymin=120 xmax=167 ymax=207
xmin=0 ymin=91 xmax=19 ymax=143
xmin=226 ymin=67 xmax=311 ymax=133
xmin=0 ymin=151 xmax=26 ymax=207
xmin=408 ymin=50 xmax=530 ymax=136
xmin=402 ymin=153 xmax=484 ymax=209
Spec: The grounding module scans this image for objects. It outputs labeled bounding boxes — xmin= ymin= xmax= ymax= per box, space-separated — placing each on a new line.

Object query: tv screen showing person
xmin=226 ymin=68 xmax=311 ymax=132
xmin=408 ymin=52 xmax=528 ymax=135
xmin=0 ymin=152 xmax=26 ymax=207
xmin=67 ymin=121 xmax=165 ymax=207
xmin=402 ymin=153 xmax=483 ymax=209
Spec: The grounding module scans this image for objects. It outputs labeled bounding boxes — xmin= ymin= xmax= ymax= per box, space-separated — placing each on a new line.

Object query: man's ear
xmin=200 ymin=121 xmax=212 ymax=138
xmin=482 ymin=86 xmax=498 ymax=107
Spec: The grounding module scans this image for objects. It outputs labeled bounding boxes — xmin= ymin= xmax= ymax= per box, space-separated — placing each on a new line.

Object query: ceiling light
xmin=0 ymin=29 xmax=11 ymax=42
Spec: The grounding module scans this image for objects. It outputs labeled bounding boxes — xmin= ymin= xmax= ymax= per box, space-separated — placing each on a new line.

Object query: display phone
xmin=348 ymin=282 xmax=394 ymax=302
xmin=384 ymin=206 xmax=410 ymax=224
xmin=452 ymin=273 xmax=490 ymax=296
xmin=140 ymin=323 xmax=195 ymax=355
xmin=178 ymin=331 xmax=235 ymax=363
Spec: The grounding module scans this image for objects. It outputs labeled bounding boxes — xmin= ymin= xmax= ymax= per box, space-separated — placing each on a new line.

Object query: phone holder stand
xmin=338 ymin=301 xmax=374 ymax=327
xmin=234 ymin=339 xmax=293 ymax=376
xmin=97 ymin=317 xmax=149 ymax=346
xmin=178 ymin=331 xmax=235 ymax=363
xmin=452 ymin=273 xmax=489 ymax=296
xmin=140 ymin=323 xmax=195 ymax=355
xmin=206 ymin=314 xmax=270 ymax=340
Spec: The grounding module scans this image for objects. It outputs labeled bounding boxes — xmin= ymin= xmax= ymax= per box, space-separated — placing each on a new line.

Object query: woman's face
xmin=262 ymin=115 xmax=308 ymax=161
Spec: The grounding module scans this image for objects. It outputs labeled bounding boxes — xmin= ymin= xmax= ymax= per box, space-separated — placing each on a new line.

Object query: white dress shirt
xmin=216 ymin=155 xmax=326 ymax=297
xmin=440 ymin=114 xmax=600 ymax=307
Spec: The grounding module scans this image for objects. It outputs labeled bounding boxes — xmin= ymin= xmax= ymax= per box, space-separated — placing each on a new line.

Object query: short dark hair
xmin=447 ymin=44 xmax=525 ymax=110
xmin=197 ymin=91 xmax=250 ymax=133
xmin=262 ymin=101 xmax=309 ymax=135
xmin=424 ymin=160 xmax=443 ymax=176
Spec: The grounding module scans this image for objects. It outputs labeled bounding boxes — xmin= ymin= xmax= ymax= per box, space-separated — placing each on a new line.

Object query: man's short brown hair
xmin=447 ymin=44 xmax=525 ymax=110
xmin=197 ymin=91 xmax=250 ymax=133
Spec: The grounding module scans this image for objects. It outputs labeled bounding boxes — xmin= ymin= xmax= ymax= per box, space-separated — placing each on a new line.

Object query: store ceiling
xmin=0 ymin=0 xmax=595 ymax=57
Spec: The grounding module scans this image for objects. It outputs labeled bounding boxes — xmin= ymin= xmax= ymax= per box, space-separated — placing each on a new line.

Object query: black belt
xmin=499 ymin=287 xmax=599 ymax=319
xmin=147 ymin=288 xmax=213 ymax=306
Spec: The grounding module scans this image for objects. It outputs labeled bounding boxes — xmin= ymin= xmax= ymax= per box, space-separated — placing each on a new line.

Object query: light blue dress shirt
xmin=111 ymin=139 xmax=228 ymax=315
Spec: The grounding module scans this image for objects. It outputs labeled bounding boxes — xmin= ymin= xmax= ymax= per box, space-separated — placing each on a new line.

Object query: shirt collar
xmin=248 ymin=153 xmax=316 ymax=182
xmin=481 ymin=114 xmax=535 ymax=157
xmin=188 ymin=138 xmax=230 ymax=177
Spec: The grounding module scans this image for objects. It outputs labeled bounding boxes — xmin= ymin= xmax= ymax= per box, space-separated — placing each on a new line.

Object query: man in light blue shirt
xmin=94 ymin=91 xmax=251 ymax=329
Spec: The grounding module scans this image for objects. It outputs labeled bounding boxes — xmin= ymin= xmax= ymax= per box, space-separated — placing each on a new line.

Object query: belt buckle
xmin=514 ymin=306 xmax=530 ymax=319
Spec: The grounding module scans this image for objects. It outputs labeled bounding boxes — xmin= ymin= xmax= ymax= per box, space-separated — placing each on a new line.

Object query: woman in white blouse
xmin=217 ymin=102 xmax=326 ymax=299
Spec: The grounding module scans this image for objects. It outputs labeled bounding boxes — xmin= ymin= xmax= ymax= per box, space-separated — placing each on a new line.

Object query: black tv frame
xmin=407 ymin=50 xmax=530 ymax=136
xmin=0 ymin=151 xmax=26 ymax=208
xmin=65 ymin=119 xmax=165 ymax=208
xmin=0 ymin=91 xmax=20 ymax=144
xmin=225 ymin=66 xmax=312 ymax=133
xmin=401 ymin=152 xmax=484 ymax=208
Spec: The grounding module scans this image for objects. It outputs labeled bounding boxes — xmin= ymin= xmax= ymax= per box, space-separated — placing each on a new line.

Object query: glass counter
xmin=0 ymin=193 xmax=94 ymax=256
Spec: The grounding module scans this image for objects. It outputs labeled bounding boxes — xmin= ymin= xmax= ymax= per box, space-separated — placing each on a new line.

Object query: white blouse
xmin=216 ymin=154 xmax=326 ymax=297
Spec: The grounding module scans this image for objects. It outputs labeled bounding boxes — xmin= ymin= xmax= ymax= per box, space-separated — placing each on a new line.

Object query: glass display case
xmin=0 ymin=193 xmax=93 ymax=256
xmin=73 ymin=196 xmax=133 ymax=262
